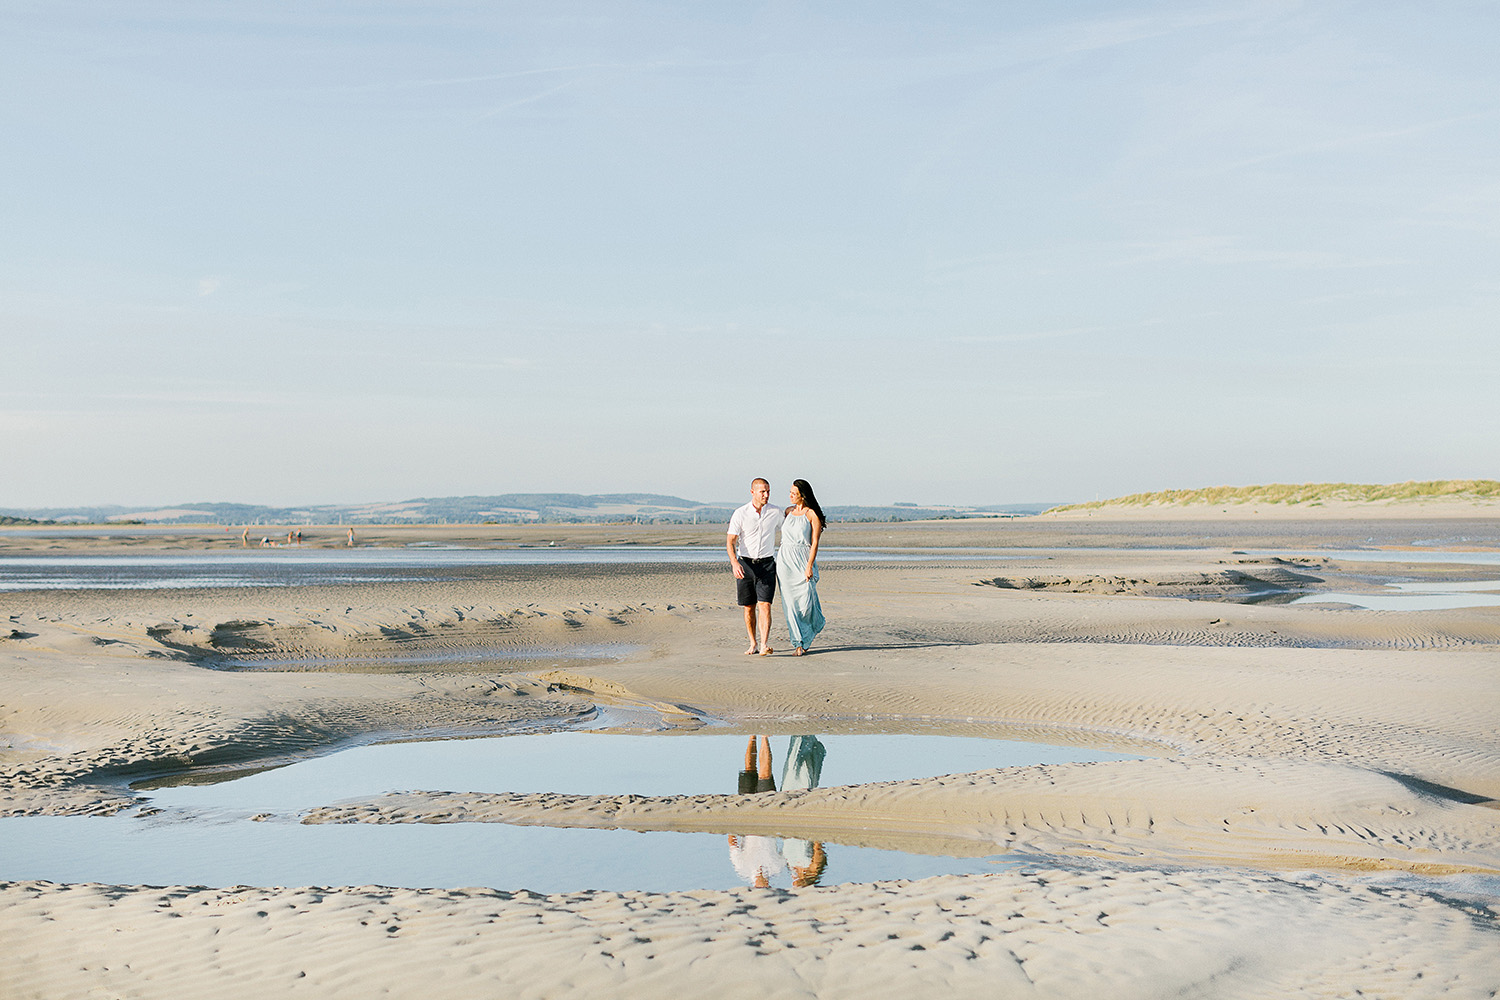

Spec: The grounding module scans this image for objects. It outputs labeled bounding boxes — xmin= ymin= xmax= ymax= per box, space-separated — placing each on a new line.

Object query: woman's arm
xmin=805 ymin=511 xmax=821 ymax=578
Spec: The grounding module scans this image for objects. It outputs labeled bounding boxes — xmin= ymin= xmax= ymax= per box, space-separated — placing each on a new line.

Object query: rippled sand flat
xmin=2 ymin=512 xmax=1498 ymax=997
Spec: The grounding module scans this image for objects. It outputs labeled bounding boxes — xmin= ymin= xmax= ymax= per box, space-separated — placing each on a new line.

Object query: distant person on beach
xmin=727 ymin=478 xmax=783 ymax=655
xmin=346 ymin=527 xmax=355 ymax=547
xmin=777 ymin=479 xmax=826 ymax=656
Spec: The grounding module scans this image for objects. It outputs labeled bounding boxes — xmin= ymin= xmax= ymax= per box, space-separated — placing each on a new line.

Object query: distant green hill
xmin=1049 ymin=480 xmax=1500 ymax=513
xmin=0 ymin=494 xmax=1054 ymax=526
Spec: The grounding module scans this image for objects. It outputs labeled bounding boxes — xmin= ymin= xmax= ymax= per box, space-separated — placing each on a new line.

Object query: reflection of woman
xmin=776 ymin=479 xmax=826 ymax=655
xmin=780 ymin=735 xmax=828 ymax=886
xmin=780 ymin=735 xmax=825 ymax=791
xmin=728 ymin=735 xmax=829 ymax=887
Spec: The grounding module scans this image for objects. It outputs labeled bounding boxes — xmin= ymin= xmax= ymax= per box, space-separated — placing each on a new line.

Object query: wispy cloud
xmin=874 ymin=0 xmax=1292 ymax=91
xmin=3 ymin=388 xmax=310 ymax=409
xmin=1109 ymin=235 xmax=1389 ymax=270
xmin=344 ymin=57 xmax=729 ymax=93
xmin=474 ymin=80 xmax=580 ymax=120
xmin=922 ymin=249 xmax=1062 ymax=285
xmin=347 ymin=63 xmax=616 ymax=93
xmin=950 ymin=324 xmax=1112 ymax=346
xmin=1219 ymin=109 xmax=1500 ymax=172
xmin=951 ymin=316 xmax=1167 ymax=346
xmin=1053 ymin=1 xmax=1290 ymax=57
xmin=412 ymin=356 xmax=532 ymax=371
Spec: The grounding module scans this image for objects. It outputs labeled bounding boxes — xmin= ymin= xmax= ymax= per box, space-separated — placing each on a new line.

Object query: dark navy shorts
xmin=736 ymin=556 xmax=777 ymax=606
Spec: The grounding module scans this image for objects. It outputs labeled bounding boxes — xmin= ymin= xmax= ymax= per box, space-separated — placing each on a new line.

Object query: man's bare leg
xmin=743 ymin=606 xmax=759 ymax=654
xmin=756 ymin=601 xmax=773 ymax=655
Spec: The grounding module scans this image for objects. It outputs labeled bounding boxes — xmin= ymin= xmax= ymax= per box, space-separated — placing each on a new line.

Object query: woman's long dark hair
xmin=792 ymin=479 xmax=827 ymax=530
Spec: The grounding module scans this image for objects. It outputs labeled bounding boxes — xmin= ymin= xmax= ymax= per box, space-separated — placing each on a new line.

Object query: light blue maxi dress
xmin=777 ymin=514 xmax=825 ymax=651
xmin=779 ymin=735 xmax=827 ymax=870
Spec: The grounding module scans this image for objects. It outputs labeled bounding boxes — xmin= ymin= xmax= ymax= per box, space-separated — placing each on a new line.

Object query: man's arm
xmin=727 ymin=533 xmax=745 ymax=578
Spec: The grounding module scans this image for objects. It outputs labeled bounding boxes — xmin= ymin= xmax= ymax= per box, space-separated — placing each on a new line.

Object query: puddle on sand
xmin=1206 ymin=580 xmax=1500 ymax=610
xmin=140 ymin=731 xmax=1141 ymax=807
xmin=1 ymin=731 xmax=1140 ymax=892
xmin=1252 ymin=549 xmax=1500 ymax=568
xmin=1290 ymin=580 xmax=1500 ymax=611
xmin=1189 ymin=553 xmax=1500 ymax=609
xmin=0 ymin=815 xmax=1022 ymax=893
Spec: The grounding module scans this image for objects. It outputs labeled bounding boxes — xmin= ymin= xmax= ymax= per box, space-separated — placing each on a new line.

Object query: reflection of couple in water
xmin=727 ymin=477 xmax=827 ymax=656
xmin=728 ymin=735 xmax=828 ymax=888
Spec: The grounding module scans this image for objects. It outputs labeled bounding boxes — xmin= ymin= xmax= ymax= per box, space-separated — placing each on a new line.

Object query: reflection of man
xmin=727 ymin=478 xmax=783 ymax=656
xmin=730 ymin=736 xmax=787 ymax=887
xmin=728 ymin=735 xmax=828 ymax=888
xmin=727 ymin=833 xmax=787 ymax=888
xmin=739 ymin=735 xmax=775 ymax=794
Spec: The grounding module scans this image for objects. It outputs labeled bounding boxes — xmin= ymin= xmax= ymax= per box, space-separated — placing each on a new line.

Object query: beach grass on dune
xmin=1049 ymin=479 xmax=1500 ymax=512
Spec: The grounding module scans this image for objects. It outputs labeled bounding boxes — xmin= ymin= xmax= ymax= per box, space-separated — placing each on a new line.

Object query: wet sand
xmin=2 ymin=512 xmax=1499 ymax=997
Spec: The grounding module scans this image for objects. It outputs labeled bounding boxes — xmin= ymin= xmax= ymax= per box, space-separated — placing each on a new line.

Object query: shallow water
xmin=143 ymin=731 xmax=1139 ymax=805
xmin=0 ymin=547 xmax=1021 ymax=590
xmin=2 ymin=731 xmax=1138 ymax=892
xmin=1289 ymin=580 xmax=1500 ymax=611
xmin=1256 ymin=549 xmax=1500 ymax=567
xmin=0 ymin=815 xmax=1022 ymax=892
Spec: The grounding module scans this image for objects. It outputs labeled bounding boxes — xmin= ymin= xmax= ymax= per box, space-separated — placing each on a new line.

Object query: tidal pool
xmin=1290 ymin=580 xmax=1500 ymax=611
xmin=1254 ymin=549 xmax=1500 ymax=568
xmin=2 ymin=730 xmax=1141 ymax=892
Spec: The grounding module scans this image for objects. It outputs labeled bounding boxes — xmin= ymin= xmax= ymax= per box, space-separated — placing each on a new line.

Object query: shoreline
xmin=5 ymin=501 xmax=1500 ymax=551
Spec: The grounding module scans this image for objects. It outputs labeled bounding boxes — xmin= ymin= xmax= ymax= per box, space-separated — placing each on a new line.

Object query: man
xmin=727 ymin=477 xmax=783 ymax=655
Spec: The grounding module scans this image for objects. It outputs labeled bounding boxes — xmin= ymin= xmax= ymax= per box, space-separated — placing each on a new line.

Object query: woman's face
xmin=789 ymin=486 xmax=803 ymax=505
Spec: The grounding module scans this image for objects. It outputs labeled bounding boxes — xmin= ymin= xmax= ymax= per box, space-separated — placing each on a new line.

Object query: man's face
xmin=751 ymin=481 xmax=770 ymax=507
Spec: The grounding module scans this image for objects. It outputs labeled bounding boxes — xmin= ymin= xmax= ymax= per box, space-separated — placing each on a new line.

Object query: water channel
xmin=0 ymin=547 xmax=1022 ymax=591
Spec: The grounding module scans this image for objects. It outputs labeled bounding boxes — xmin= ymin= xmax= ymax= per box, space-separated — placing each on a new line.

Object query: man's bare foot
xmin=759 ymin=646 xmax=774 ymax=656
xmin=793 ymin=647 xmax=804 ymax=656
xmin=744 ymin=644 xmax=759 ymax=655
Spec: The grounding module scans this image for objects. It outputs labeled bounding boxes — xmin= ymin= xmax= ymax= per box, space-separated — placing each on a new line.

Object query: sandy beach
xmin=3 ymin=511 xmax=1499 ymax=997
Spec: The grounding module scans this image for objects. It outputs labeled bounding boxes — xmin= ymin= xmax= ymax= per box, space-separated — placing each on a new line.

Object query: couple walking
xmin=726 ymin=477 xmax=827 ymax=656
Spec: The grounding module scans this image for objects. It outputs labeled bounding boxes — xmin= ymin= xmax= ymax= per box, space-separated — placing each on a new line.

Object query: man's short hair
xmin=751 ymin=478 xmax=769 ymax=488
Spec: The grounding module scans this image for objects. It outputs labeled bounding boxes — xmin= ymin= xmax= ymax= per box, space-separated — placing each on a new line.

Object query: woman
xmin=776 ymin=478 xmax=826 ymax=655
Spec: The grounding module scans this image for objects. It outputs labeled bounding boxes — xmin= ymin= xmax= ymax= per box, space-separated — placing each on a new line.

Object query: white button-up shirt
xmin=728 ymin=501 xmax=784 ymax=559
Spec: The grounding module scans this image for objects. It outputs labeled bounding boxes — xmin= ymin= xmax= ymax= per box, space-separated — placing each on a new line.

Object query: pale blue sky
xmin=3 ymin=1 xmax=1496 ymax=507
